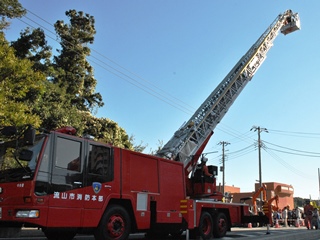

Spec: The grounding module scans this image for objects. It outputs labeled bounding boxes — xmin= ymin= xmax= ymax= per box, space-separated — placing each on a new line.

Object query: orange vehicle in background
xmin=252 ymin=184 xmax=267 ymax=215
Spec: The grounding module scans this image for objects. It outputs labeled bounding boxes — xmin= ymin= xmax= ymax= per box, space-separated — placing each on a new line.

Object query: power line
xmin=21 ymin=8 xmax=196 ymax=115
xmin=216 ymin=124 xmax=256 ymax=145
xmin=262 ymin=146 xmax=313 ymax=180
xmin=18 ymin=17 xmax=193 ymax=114
xmin=228 ymin=144 xmax=255 ymax=155
xmin=264 ymin=140 xmax=320 ymax=156
xmin=268 ymin=129 xmax=320 ymax=138
xmin=264 ymin=146 xmax=320 ymax=158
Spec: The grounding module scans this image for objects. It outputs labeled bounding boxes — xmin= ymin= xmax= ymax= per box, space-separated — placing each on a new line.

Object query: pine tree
xmin=54 ymin=10 xmax=103 ymax=112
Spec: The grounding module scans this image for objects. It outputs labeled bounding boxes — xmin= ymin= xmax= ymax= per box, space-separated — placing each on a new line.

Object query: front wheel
xmin=94 ymin=205 xmax=131 ymax=240
xmin=212 ymin=212 xmax=228 ymax=238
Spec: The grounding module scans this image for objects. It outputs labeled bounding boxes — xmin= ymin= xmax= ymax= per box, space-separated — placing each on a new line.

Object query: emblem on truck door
xmin=92 ymin=182 xmax=102 ymax=194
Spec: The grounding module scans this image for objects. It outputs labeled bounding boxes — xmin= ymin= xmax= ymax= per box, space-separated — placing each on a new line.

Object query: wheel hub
xmin=107 ymin=215 xmax=125 ymax=237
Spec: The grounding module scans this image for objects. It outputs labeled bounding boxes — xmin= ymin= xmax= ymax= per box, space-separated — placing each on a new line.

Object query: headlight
xmin=16 ymin=210 xmax=39 ymax=218
xmin=0 ymin=187 xmax=2 ymax=194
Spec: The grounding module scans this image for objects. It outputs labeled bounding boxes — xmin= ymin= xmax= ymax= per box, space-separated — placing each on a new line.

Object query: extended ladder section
xmin=157 ymin=10 xmax=300 ymax=174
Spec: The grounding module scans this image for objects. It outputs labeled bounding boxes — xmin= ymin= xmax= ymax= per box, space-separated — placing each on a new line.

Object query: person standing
xmin=272 ymin=210 xmax=277 ymax=225
xmin=318 ymin=208 xmax=320 ymax=229
xmin=312 ymin=208 xmax=319 ymax=229
xmin=304 ymin=199 xmax=314 ymax=229
xmin=282 ymin=207 xmax=288 ymax=227
xmin=296 ymin=207 xmax=301 ymax=226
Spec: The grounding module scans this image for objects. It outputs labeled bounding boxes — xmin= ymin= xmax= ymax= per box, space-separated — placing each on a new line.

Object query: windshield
xmin=0 ymin=135 xmax=45 ymax=183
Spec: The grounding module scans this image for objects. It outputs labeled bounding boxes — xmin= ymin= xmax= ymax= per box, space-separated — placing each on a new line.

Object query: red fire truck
xmin=0 ymin=10 xmax=300 ymax=240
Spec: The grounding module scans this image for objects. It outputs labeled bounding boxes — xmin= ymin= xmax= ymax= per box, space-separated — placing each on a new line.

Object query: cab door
xmin=47 ymin=133 xmax=85 ymax=227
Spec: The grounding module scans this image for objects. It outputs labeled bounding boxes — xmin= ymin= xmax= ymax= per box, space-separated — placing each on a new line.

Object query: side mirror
xmin=24 ymin=127 xmax=35 ymax=145
xmin=19 ymin=149 xmax=33 ymax=161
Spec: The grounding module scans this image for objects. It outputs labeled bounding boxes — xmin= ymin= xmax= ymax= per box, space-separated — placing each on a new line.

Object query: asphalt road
xmin=2 ymin=226 xmax=320 ymax=240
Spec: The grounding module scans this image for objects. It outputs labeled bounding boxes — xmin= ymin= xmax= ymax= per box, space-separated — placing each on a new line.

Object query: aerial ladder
xmin=157 ymin=10 xmax=300 ymax=177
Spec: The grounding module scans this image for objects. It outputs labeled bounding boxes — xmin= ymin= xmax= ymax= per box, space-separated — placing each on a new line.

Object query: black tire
xmin=43 ymin=228 xmax=76 ymax=240
xmin=94 ymin=205 xmax=131 ymax=240
xmin=212 ymin=212 xmax=228 ymax=238
xmin=198 ymin=211 xmax=213 ymax=239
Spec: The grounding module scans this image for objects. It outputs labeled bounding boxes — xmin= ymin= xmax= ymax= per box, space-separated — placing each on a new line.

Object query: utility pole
xmin=219 ymin=141 xmax=230 ymax=195
xmin=251 ymin=126 xmax=268 ymax=203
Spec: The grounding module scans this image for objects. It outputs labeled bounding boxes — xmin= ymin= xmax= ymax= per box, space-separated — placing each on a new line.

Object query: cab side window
xmin=55 ymin=137 xmax=81 ymax=172
xmin=87 ymin=145 xmax=113 ymax=183
xmin=51 ymin=137 xmax=83 ymax=192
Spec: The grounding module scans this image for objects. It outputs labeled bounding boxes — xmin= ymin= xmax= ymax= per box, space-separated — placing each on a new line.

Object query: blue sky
xmin=4 ymin=1 xmax=320 ymax=200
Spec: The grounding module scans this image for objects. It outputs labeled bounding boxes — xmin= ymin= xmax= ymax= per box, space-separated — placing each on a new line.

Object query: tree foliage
xmin=11 ymin=27 xmax=52 ymax=72
xmin=0 ymin=0 xmax=25 ymax=30
xmin=1 ymin=2 xmax=137 ymax=151
xmin=0 ymin=32 xmax=45 ymax=127
xmin=54 ymin=10 xmax=103 ymax=112
xmin=81 ymin=113 xmax=133 ymax=149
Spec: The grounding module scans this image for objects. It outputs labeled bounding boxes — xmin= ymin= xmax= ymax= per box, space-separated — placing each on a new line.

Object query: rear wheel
xmin=212 ymin=212 xmax=227 ymax=238
xmin=198 ymin=211 xmax=213 ymax=239
xmin=94 ymin=205 xmax=131 ymax=240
